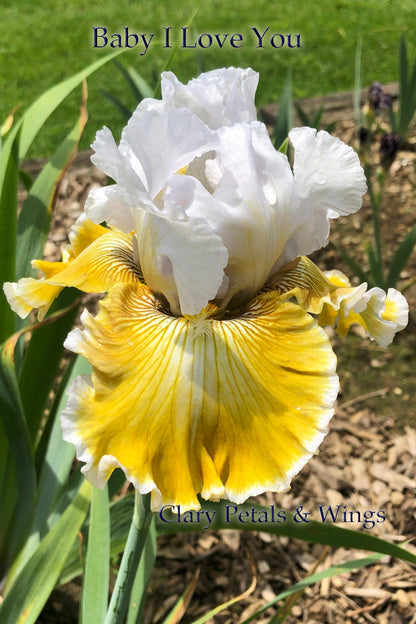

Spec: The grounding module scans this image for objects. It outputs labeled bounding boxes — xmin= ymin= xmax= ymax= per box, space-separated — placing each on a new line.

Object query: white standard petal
xmin=161 ymin=67 xmax=259 ymax=129
xmin=91 ymin=127 xmax=144 ymax=191
xmin=85 ymin=186 xmax=135 ymax=232
xmin=202 ymin=122 xmax=294 ymax=305
xmin=89 ymin=126 xmax=149 ymax=230
xmin=285 ymin=127 xmax=367 ymax=258
xmin=120 ymin=102 xmax=219 ymax=199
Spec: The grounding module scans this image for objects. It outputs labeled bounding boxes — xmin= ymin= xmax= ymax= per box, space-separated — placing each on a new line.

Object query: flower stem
xmin=105 ymin=491 xmax=153 ymax=624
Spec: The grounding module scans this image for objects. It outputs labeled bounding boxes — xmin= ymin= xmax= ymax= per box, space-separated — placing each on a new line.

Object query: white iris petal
xmin=136 ymin=183 xmax=228 ymax=316
xmin=285 ymin=127 xmax=368 ymax=260
xmin=353 ymin=286 xmax=409 ymax=348
xmin=161 ymin=67 xmax=259 ymax=129
xmin=120 ymin=102 xmax=219 ymax=199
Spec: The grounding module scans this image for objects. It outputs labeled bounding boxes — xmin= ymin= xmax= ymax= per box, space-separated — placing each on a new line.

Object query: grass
xmin=2 ymin=0 xmax=416 ymax=158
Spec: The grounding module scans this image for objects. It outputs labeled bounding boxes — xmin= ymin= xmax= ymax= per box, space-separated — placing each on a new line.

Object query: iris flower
xmin=4 ymin=68 xmax=408 ymax=510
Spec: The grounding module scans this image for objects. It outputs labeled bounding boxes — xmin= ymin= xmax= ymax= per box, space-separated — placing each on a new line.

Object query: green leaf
xmin=294 ymin=104 xmax=332 ymax=133
xmin=366 ymin=242 xmax=384 ymax=289
xmin=18 ymin=169 xmax=33 ymax=192
xmin=14 ymin=50 xmax=122 ymax=163
xmin=278 ymin=137 xmax=289 ymax=154
xmin=354 ymin=36 xmax=363 ymax=128
xmin=273 ymin=70 xmax=293 ymax=150
xmin=34 ymin=354 xmax=91 ymax=525
xmin=60 ymin=491 xmax=134 ymax=585
xmin=398 ymin=34 xmax=409 ymax=136
xmin=0 ymin=453 xmax=18 ymax=567
xmin=1 ymin=106 xmax=19 ymax=138
xmin=113 ymin=59 xmax=154 ymax=102
xmin=397 ymin=34 xmax=416 ymax=140
xmin=0 ymin=334 xmax=36 ymax=568
xmin=325 ymin=120 xmax=337 ymax=134
xmin=153 ymin=8 xmax=198 ymax=98
xmin=390 ymin=104 xmax=397 ymax=134
xmin=3 ymin=354 xmax=91 ymax=591
xmin=100 ymin=61 xmax=155 ymax=120
xmin=156 ymin=500 xmax=416 ymax=567
xmin=18 ymin=288 xmax=81 ymax=446
xmin=294 ymin=102 xmax=310 ymax=126
xmin=33 ymin=353 xmax=91 ymax=521
xmin=243 ymin=553 xmax=384 ymax=624
xmin=0 ymin=127 xmax=20 ymax=342
xmin=311 ymin=106 xmax=324 ymax=130
xmin=104 ymin=493 xmax=153 ymax=624
xmin=409 ymin=46 xmax=416 ymax=106
xmin=81 ymin=485 xmax=110 ymax=624
xmin=127 ymin=66 xmax=155 ymax=100
xmin=16 ymin=103 xmax=88 ymax=281
xmin=0 ymin=50 xmax=122 ymax=345
xmin=108 ymin=468 xmax=128 ymax=500
xmin=113 ymin=59 xmax=144 ymax=103
xmin=100 ymin=89 xmax=133 ymax=121
xmin=387 ymin=224 xmax=416 ymax=288
xmin=126 ymin=517 xmax=157 ymax=624
xmin=0 ymin=479 xmax=92 ymax=624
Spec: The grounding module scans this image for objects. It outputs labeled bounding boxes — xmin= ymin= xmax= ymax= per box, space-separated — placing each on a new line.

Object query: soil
xmin=20 ymin=85 xmax=416 ymax=624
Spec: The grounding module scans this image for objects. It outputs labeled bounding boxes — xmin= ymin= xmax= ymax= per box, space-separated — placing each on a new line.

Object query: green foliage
xmin=336 ymin=161 xmax=416 ymax=291
xmin=100 ymin=59 xmax=156 ymax=122
xmin=394 ymin=34 xmax=416 ymax=141
xmin=269 ymin=69 xmax=336 ymax=153
xmin=0 ymin=480 xmax=92 ymax=624
xmin=244 ymin=553 xmax=384 ymax=624
xmin=126 ymin=518 xmax=157 ymax=624
xmin=81 ymin=486 xmax=111 ymax=623
xmin=272 ymin=70 xmax=293 ymax=150
xmin=0 ymin=335 xmax=36 ymax=568
xmin=387 ymin=225 xmax=416 ymax=289
xmin=337 ymin=35 xmax=416 ymax=291
xmin=0 ymin=50 xmax=119 ymax=617
xmin=156 ymin=500 xmax=416 ymax=566
xmin=294 ymin=103 xmax=336 ymax=134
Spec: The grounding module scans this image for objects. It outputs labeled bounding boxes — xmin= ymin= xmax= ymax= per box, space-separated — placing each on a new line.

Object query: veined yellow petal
xmin=61 ymin=284 xmax=338 ymax=510
xmin=271 ymin=256 xmax=338 ymax=313
xmin=31 ymin=218 xmax=110 ymax=280
xmin=4 ymin=227 xmax=140 ymax=321
xmin=41 ymin=229 xmax=141 ymax=292
xmin=271 ymin=258 xmax=408 ymax=346
xmin=68 ymin=216 xmax=109 ymax=257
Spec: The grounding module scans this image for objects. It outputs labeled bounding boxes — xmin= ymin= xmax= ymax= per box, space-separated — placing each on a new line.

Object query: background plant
xmin=339 ymin=35 xmax=416 ymax=292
